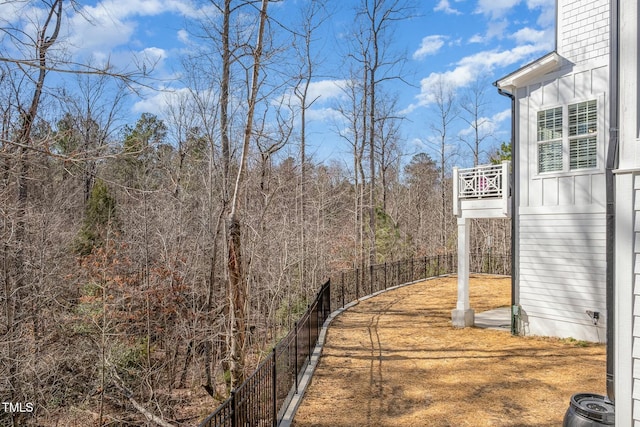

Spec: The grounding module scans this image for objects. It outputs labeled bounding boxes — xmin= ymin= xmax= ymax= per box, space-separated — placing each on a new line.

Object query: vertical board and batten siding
xmin=512 ymin=0 xmax=609 ymax=342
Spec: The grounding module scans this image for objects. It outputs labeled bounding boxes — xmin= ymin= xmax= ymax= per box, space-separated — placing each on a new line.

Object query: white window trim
xmin=534 ymin=95 xmax=604 ymax=178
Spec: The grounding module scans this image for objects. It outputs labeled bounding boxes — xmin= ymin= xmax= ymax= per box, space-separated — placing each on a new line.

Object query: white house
xmin=491 ymin=0 xmax=611 ymax=344
xmin=453 ymin=0 xmax=611 ymax=342
xmin=484 ymin=0 xmax=640 ymax=423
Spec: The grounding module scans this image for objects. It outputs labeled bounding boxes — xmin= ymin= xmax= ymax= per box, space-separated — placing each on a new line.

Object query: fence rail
xmin=199 ymin=252 xmax=510 ymax=427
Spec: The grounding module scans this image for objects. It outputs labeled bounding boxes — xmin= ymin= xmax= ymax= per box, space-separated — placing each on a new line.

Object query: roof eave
xmin=494 ymin=51 xmax=562 ymax=92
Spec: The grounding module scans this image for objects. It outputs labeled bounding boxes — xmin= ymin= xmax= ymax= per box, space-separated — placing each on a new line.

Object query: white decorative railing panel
xmin=452 ymin=161 xmax=511 ymax=218
xmin=457 ymin=163 xmax=506 ymax=199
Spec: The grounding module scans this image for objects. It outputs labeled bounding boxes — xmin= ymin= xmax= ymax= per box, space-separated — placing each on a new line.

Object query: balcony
xmin=453 ymin=161 xmax=511 ymax=218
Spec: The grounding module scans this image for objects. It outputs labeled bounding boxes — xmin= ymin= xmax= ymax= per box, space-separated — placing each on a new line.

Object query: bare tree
xmin=55 ymin=71 xmax=127 ymax=203
xmin=292 ymin=0 xmax=329 ymax=295
xmin=374 ymin=93 xmax=403 ymax=213
xmin=334 ymin=76 xmax=367 ymax=272
xmin=1 ymin=3 xmax=67 ymax=423
xmin=226 ymin=0 xmax=270 ymax=388
xmin=428 ymin=75 xmax=458 ymax=250
xmin=459 ymin=77 xmax=493 ymax=166
xmin=403 ymin=152 xmax=440 ymax=253
xmin=350 ymin=0 xmax=412 ymax=265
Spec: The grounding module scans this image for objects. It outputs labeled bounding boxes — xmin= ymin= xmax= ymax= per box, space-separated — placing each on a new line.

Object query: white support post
xmin=501 ymin=160 xmax=510 ymax=217
xmin=452 ymin=166 xmax=459 ymax=217
xmin=452 ymin=217 xmax=474 ymax=327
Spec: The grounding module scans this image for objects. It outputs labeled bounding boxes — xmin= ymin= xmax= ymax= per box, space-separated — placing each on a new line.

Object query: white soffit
xmin=495 ymin=52 xmax=561 ymax=91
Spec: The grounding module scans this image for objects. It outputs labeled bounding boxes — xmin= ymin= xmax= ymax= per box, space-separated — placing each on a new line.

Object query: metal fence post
xmin=326 ymin=279 xmax=331 ymax=317
xmin=272 ymin=350 xmax=277 ymax=427
xmin=294 ymin=321 xmax=299 ymax=394
xmin=370 ymin=264 xmax=374 ymax=294
xmin=308 ymin=311 xmax=311 ymax=362
xmin=411 ymin=258 xmax=414 ymax=282
xmin=451 ymin=252 xmax=454 ymax=273
xmin=341 ymin=271 xmax=345 ymax=308
xmin=395 ymin=261 xmax=399 ymax=286
xmin=231 ymin=390 xmax=237 ymax=427
xmin=384 ymin=262 xmax=387 ymax=289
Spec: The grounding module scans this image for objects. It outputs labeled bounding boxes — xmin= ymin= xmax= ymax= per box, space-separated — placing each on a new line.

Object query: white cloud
xmin=492 ymin=108 xmax=512 ymax=124
xmin=306 ymin=80 xmax=350 ymax=103
xmin=485 ymin=19 xmax=510 ymax=40
xmin=469 ymin=19 xmax=510 ymax=43
xmin=413 ymin=43 xmax=547 ymax=107
xmin=458 ymin=108 xmax=512 ymax=139
xmin=177 ymin=29 xmax=190 ymax=44
xmin=132 ymin=86 xmax=193 ymax=117
xmin=270 ymin=79 xmax=349 ymax=124
xmin=67 ymin=3 xmax=138 ymax=53
xmin=0 ymin=1 xmax=31 ymax=26
xmin=300 ymin=80 xmax=350 ymax=123
xmin=459 ymin=44 xmax=543 ymax=70
xmin=306 ymin=107 xmax=344 ymax=123
xmin=510 ymin=27 xmax=546 ymax=44
xmin=434 ymin=0 xmax=462 ymax=15
xmin=66 ymin=0 xmax=211 ymax=55
xmin=413 ymin=35 xmax=447 ymax=60
xmin=137 ymin=47 xmax=168 ymax=73
xmin=475 ymin=0 xmax=522 ymax=19
xmin=526 ymin=0 xmax=556 ymax=28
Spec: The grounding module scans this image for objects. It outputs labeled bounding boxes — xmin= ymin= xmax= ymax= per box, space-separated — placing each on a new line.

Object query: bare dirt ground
xmin=291 ymin=275 xmax=606 ymax=427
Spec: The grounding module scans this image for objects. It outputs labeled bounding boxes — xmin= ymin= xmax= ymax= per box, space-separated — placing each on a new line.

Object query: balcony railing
xmin=453 ymin=161 xmax=511 ymax=218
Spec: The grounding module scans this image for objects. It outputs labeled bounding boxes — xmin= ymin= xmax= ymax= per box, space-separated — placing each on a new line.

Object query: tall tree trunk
xmin=220 ymin=0 xmax=231 ymax=204
xmin=8 ymin=2 xmax=62 ymax=421
xmin=226 ymin=0 xmax=269 ymax=388
xmin=368 ymin=13 xmax=378 ymax=267
xmin=217 ymin=0 xmax=233 ymax=388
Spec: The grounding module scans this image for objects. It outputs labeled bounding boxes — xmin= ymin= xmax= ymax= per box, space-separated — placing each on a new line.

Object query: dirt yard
xmin=291 ymin=275 xmax=606 ymax=427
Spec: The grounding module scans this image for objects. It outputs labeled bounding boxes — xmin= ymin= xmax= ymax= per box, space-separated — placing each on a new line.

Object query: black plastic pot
xmin=563 ymin=393 xmax=615 ymax=426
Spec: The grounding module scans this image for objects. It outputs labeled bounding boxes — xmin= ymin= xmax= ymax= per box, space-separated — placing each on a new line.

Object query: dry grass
xmin=292 ymin=275 xmax=606 ymax=427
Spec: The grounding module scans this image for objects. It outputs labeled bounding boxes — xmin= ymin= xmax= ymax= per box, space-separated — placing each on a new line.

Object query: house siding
xmin=518 ymin=212 xmax=606 ymax=342
xmin=633 ymin=173 xmax=640 ymax=425
xmin=616 ymin=0 xmax=640 ymax=423
xmin=616 ymin=171 xmax=639 ymax=425
xmin=512 ymin=16 xmax=609 ymax=342
xmin=558 ymin=0 xmax=609 ymax=65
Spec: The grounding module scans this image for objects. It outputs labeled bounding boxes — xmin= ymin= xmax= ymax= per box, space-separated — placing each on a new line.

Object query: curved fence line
xmin=199 ymin=252 xmax=511 ymax=427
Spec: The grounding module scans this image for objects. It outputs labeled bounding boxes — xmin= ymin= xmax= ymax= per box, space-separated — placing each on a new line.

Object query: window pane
xmin=569 ymin=100 xmax=597 ymax=136
xmin=539 ymin=141 xmax=563 ymax=172
xmin=537 ymin=107 xmax=563 ymax=141
xmin=570 ymin=137 xmax=597 ymax=169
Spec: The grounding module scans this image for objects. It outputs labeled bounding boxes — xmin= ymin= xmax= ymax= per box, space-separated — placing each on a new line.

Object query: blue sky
xmin=3 ymin=0 xmax=557 ymax=167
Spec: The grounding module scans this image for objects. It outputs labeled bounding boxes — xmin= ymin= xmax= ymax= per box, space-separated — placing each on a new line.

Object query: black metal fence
xmin=199 ymin=252 xmax=510 ymax=427
xmin=199 ymin=280 xmax=331 ymax=427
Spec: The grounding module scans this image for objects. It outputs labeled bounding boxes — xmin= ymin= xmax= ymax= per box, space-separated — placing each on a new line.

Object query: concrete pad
xmin=474 ymin=306 xmax=511 ymax=331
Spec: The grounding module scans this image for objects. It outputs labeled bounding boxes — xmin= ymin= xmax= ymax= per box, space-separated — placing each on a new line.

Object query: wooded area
xmin=0 ymin=0 xmax=510 ymax=425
